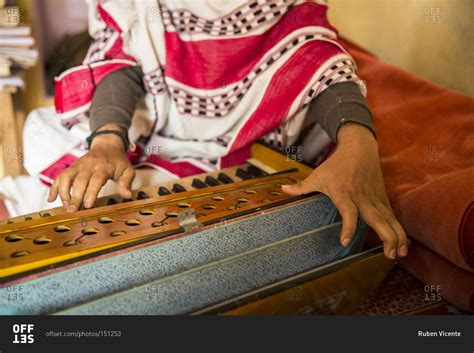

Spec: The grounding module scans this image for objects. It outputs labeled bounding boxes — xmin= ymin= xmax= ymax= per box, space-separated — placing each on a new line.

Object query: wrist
xmin=337 ymin=123 xmax=377 ymax=147
xmin=90 ymin=134 xmax=126 ymax=151
xmin=89 ymin=124 xmax=128 ymax=151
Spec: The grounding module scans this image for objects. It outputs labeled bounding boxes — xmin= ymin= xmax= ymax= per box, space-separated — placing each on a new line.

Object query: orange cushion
xmin=346 ymin=40 xmax=474 ymax=272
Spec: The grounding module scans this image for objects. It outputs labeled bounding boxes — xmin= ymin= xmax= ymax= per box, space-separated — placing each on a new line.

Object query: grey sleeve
xmin=308 ymin=82 xmax=375 ymax=142
xmin=89 ymin=66 xmax=146 ymax=132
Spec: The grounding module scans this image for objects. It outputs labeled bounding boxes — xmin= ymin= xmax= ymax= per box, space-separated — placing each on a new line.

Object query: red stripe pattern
xmin=39 ymin=153 xmax=78 ymax=186
xmin=165 ymin=2 xmax=333 ymax=88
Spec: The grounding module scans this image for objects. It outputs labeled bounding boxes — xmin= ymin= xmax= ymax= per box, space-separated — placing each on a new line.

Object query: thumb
xmin=117 ymin=167 xmax=135 ymax=199
xmin=281 ymin=178 xmax=317 ymax=196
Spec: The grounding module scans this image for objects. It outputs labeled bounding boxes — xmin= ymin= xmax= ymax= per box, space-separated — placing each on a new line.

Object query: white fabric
xmin=0 ymin=176 xmax=62 ymax=217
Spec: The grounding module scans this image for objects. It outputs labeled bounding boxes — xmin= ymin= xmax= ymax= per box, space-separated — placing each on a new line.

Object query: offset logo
xmin=12 ymin=324 xmax=34 ymax=344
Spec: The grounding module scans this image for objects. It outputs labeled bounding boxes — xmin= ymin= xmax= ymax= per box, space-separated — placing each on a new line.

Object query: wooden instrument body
xmin=0 ymin=144 xmax=394 ymax=314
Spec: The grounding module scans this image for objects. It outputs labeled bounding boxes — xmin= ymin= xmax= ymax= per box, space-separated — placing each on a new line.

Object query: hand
xmin=47 ymin=124 xmax=135 ymax=212
xmin=282 ymin=123 xmax=408 ymax=260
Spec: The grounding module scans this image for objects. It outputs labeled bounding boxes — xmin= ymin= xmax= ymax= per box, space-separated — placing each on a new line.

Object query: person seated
xmin=4 ymin=1 xmax=408 ymax=260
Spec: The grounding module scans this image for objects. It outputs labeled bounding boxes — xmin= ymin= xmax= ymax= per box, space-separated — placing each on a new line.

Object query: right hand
xmin=47 ymin=125 xmax=135 ymax=212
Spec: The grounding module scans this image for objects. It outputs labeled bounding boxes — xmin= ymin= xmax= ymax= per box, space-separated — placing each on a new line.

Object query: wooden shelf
xmin=0 ymin=88 xmax=25 ymax=177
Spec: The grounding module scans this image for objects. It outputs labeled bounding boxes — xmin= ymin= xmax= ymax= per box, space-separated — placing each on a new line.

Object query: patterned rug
xmin=355 ymin=265 xmax=466 ymax=315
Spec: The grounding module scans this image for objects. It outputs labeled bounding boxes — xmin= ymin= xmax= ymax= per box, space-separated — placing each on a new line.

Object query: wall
xmin=327 ymin=0 xmax=473 ymax=96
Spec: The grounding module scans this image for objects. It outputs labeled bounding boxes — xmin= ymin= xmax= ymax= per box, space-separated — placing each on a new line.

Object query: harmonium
xmin=0 ymin=144 xmax=394 ymax=315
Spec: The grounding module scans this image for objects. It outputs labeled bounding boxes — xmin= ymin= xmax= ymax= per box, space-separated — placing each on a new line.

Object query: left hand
xmin=282 ymin=123 xmax=408 ymax=260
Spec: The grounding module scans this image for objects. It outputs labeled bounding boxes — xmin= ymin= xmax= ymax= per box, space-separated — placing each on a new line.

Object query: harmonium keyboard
xmin=0 ymin=144 xmax=394 ymax=315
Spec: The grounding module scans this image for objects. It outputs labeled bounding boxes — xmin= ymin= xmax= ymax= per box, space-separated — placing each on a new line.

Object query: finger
xmin=376 ymin=194 xmax=410 ymax=257
xmin=58 ymin=168 xmax=78 ymax=208
xmin=116 ymin=167 xmax=135 ymax=199
xmin=378 ymin=191 xmax=394 ymax=213
xmin=47 ymin=178 xmax=60 ymax=202
xmin=357 ymin=198 xmax=399 ymax=259
xmin=83 ymin=172 xmax=110 ymax=209
xmin=374 ymin=202 xmax=409 ymax=257
xmin=68 ymin=172 xmax=92 ymax=212
xmin=281 ymin=178 xmax=319 ymax=196
xmin=330 ymin=194 xmax=358 ymax=247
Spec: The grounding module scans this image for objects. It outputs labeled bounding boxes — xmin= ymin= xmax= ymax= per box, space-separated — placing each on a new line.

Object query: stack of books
xmin=0 ymin=0 xmax=38 ymax=90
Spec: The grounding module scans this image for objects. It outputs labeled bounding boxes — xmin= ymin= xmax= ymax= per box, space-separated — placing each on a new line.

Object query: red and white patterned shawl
xmin=45 ymin=0 xmax=364 ymax=185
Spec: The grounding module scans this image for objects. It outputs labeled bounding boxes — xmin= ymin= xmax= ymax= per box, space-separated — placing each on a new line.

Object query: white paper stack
xmin=0 ymin=2 xmax=38 ymax=89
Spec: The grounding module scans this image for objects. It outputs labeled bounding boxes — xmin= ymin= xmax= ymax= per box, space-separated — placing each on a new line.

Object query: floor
xmin=354 ymin=265 xmax=466 ymax=315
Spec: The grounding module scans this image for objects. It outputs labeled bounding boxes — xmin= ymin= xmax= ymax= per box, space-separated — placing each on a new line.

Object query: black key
xmin=107 ymin=198 xmax=117 ymax=205
xmin=137 ymin=191 xmax=150 ymax=200
xmin=172 ymin=183 xmax=186 ymax=193
xmin=247 ymin=165 xmax=266 ymax=177
xmin=205 ymin=175 xmax=220 ymax=186
xmin=236 ymin=168 xmax=252 ymax=180
xmin=6 ymin=219 xmax=13 ymax=224
xmin=217 ymin=172 xmax=233 ymax=184
xmin=42 ymin=213 xmax=51 ymax=218
xmin=158 ymin=186 xmax=172 ymax=196
xmin=192 ymin=178 xmax=207 ymax=189
xmin=122 ymin=198 xmax=132 ymax=202
xmin=25 ymin=216 xmax=33 ymax=221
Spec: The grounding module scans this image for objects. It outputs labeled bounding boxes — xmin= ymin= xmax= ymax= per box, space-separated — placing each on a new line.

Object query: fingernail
xmin=341 ymin=238 xmax=351 ymax=247
xmin=84 ymin=198 xmax=92 ymax=209
xmin=389 ymin=249 xmax=396 ymax=259
xmin=67 ymin=205 xmax=76 ymax=213
xmin=399 ymin=245 xmax=408 ymax=257
xmin=281 ymin=185 xmax=290 ymax=188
